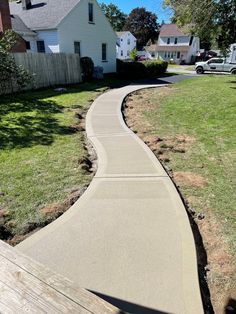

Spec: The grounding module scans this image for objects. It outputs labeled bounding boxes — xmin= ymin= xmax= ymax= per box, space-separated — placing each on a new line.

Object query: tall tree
xmin=123 ymin=8 xmax=159 ymax=47
xmin=164 ymin=0 xmax=236 ymax=52
xmin=216 ymin=0 xmax=236 ymax=52
xmin=100 ymin=3 xmax=126 ymax=31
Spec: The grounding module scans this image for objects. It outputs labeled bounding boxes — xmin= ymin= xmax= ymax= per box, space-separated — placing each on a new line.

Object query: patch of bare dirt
xmin=196 ymin=211 xmax=236 ymax=313
xmin=173 ymin=171 xmax=207 ymax=188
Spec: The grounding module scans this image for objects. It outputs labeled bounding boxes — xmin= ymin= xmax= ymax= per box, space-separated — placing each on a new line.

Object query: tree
xmin=0 ymin=30 xmax=31 ymax=94
xmin=100 ymin=2 xmax=126 ymax=31
xmin=128 ymin=48 xmax=137 ymax=61
xmin=163 ymin=0 xmax=236 ymax=53
xmin=123 ymin=8 xmax=159 ymax=47
xmin=216 ymin=0 xmax=236 ymax=53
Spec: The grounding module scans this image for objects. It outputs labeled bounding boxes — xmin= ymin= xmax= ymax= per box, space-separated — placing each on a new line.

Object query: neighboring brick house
xmin=147 ymin=24 xmax=200 ymax=64
xmin=0 ymin=0 xmax=26 ymax=52
xmin=8 ymin=0 xmax=116 ymax=73
xmin=116 ymin=31 xmax=137 ymax=60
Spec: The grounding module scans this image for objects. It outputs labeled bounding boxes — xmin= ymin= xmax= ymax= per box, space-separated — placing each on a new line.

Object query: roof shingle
xmin=10 ymin=0 xmax=81 ymax=30
xmin=159 ymin=24 xmax=186 ymax=37
xmin=11 ymin=14 xmax=36 ymax=35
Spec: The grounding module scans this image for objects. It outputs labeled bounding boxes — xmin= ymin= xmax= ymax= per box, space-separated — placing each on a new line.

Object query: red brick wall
xmin=11 ymin=35 xmax=27 ymax=53
xmin=0 ymin=0 xmax=26 ymax=52
xmin=0 ymin=0 xmax=12 ymax=32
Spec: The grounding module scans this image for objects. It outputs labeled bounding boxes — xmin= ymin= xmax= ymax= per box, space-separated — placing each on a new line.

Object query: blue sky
xmin=100 ymin=0 xmax=173 ymax=23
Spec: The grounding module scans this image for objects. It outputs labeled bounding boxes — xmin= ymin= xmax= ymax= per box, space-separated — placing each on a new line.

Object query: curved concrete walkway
xmin=17 ymin=80 xmax=203 ymax=314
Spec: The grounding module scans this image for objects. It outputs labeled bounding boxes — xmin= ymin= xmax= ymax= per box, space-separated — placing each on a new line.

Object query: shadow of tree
xmin=0 ymin=96 xmax=74 ymax=149
xmin=0 ymin=74 xmax=177 ymax=150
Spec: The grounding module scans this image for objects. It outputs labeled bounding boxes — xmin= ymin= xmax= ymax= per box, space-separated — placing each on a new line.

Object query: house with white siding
xmin=116 ymin=31 xmax=137 ymax=60
xmin=147 ymin=24 xmax=200 ymax=64
xmin=9 ymin=0 xmax=116 ymax=73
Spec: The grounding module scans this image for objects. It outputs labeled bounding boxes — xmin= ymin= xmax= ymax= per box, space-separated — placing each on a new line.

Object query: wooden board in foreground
xmin=0 ymin=240 xmax=120 ymax=314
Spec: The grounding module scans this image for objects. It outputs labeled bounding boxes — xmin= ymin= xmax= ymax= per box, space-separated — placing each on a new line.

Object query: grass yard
xmin=0 ymin=79 xmax=119 ymax=244
xmin=124 ymin=75 xmax=236 ymax=313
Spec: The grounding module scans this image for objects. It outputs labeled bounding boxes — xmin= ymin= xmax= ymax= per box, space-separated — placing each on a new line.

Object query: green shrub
xmin=80 ymin=57 xmax=94 ymax=82
xmin=128 ymin=48 xmax=137 ymax=61
xmin=117 ymin=59 xmax=168 ymax=79
xmin=117 ymin=59 xmax=146 ymax=79
xmin=0 ymin=30 xmax=32 ymax=94
xmin=142 ymin=60 xmax=168 ymax=77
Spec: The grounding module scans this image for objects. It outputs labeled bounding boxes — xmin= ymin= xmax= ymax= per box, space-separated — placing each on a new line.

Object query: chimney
xmin=22 ymin=0 xmax=32 ymax=10
xmin=0 ymin=0 xmax=12 ymax=33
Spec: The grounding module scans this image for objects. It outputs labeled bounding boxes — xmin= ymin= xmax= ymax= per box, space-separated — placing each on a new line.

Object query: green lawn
xmin=124 ymin=75 xmax=236 ymax=310
xmin=0 ymin=79 xmax=117 ymax=241
xmin=147 ymin=76 xmax=236 ymax=250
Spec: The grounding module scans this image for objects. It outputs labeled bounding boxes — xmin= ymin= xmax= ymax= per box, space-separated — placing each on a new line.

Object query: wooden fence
xmin=1 ymin=53 xmax=82 ymax=94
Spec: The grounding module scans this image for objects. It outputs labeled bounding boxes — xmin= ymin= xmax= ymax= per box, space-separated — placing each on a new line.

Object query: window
xmin=121 ymin=50 xmax=123 ymax=56
xmin=102 ymin=43 xmax=107 ymax=61
xmin=74 ymin=41 xmax=81 ymax=55
xmin=177 ymin=51 xmax=180 ymax=58
xmin=167 ymin=38 xmax=170 ymax=44
xmin=25 ymin=41 xmax=31 ymax=50
xmin=88 ymin=3 xmax=94 ymax=23
xmin=121 ymin=38 xmax=123 ymax=42
xmin=164 ymin=52 xmax=167 ymax=58
xmin=168 ymin=52 xmax=170 ymax=58
xmin=127 ymin=39 xmax=130 ymax=45
xmin=208 ymin=58 xmax=223 ymax=64
xmin=37 ymin=40 xmax=45 ymax=53
xmin=174 ymin=38 xmax=178 ymax=44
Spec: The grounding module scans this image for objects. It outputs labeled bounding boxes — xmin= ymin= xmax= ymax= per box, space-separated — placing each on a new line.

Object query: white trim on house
xmin=146 ymin=25 xmax=200 ymax=64
xmin=10 ymin=0 xmax=117 ymax=73
xmin=116 ymin=31 xmax=137 ymax=60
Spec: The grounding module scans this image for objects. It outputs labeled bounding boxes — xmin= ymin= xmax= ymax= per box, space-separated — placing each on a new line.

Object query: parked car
xmin=195 ymin=58 xmax=236 ymax=74
xmin=137 ymin=55 xmax=148 ymax=61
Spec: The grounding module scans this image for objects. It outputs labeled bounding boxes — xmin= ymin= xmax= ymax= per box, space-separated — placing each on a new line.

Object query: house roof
xmin=11 ymin=14 xmax=36 ymax=35
xmin=159 ymin=24 xmax=186 ymax=37
xmin=9 ymin=0 xmax=81 ymax=30
xmin=116 ymin=31 xmax=130 ymax=37
xmin=116 ymin=31 xmax=136 ymax=39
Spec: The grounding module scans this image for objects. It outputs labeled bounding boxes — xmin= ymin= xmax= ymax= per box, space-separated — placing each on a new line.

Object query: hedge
xmin=117 ymin=59 xmax=168 ymax=79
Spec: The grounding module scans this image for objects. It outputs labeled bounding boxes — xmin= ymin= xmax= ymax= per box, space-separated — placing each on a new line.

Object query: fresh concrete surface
xmin=16 ymin=79 xmax=204 ymax=314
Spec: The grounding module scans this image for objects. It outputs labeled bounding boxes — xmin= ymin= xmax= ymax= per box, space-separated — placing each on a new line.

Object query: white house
xmin=227 ymin=43 xmax=236 ymax=63
xmin=116 ymin=31 xmax=136 ymax=60
xmin=9 ymin=0 xmax=117 ymax=73
xmin=147 ymin=24 xmax=200 ymax=64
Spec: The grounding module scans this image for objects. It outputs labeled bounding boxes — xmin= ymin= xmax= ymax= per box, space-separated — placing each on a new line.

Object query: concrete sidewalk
xmin=17 ymin=81 xmax=203 ymax=314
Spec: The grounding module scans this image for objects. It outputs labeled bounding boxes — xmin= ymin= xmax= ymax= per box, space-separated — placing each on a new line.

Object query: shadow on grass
xmin=0 ymin=95 xmax=76 ymax=149
xmin=0 ymin=73 xmax=179 ymax=150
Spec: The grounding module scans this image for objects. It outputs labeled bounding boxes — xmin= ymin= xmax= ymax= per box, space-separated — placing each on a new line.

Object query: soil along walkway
xmin=16 ymin=81 xmax=203 ymax=314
